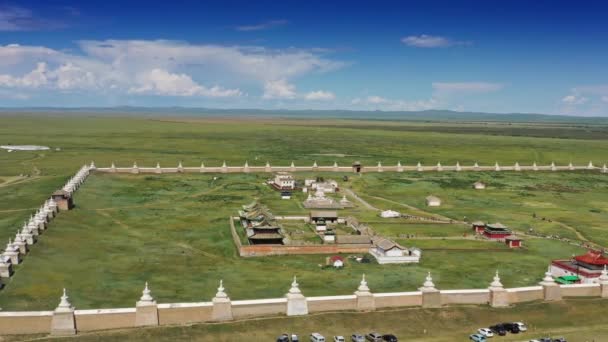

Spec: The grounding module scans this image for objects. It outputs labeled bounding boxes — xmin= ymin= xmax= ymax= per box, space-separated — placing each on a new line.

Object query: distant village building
xmin=303 ymin=188 xmax=349 ymax=209
xmin=352 ymin=161 xmax=363 ymax=173
xmin=505 ymin=235 xmax=522 ymax=248
xmin=308 ymin=179 xmax=339 ymax=193
xmin=473 ymin=181 xmax=486 ymax=190
xmin=483 ymin=223 xmax=511 ymax=239
xmin=272 ymin=172 xmax=295 ymax=190
xmin=369 ymin=237 xmax=421 ymax=264
xmin=280 ymin=191 xmax=292 ymax=200
xmin=471 ymin=221 xmax=486 ymax=234
xmin=380 ymin=210 xmax=400 ymax=218
xmin=551 ymin=250 xmax=608 ymax=284
xmin=425 ymin=195 xmax=441 ymax=207
xmin=323 ymin=230 xmax=336 ymax=243
xmin=310 ymin=210 xmax=338 ymax=224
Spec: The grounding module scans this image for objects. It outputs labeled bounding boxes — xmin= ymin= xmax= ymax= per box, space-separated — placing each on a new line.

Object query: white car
xmin=514 ymin=322 xmax=528 ymax=332
xmin=334 ymin=336 xmax=345 ymax=342
xmin=477 ymin=328 xmax=494 ymax=337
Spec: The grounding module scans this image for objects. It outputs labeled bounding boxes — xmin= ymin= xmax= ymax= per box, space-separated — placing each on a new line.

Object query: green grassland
xmin=0 ymin=115 xmax=607 ymax=312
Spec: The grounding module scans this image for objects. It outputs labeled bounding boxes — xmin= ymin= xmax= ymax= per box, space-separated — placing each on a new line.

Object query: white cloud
xmin=236 ymin=19 xmax=288 ymax=32
xmin=0 ymin=40 xmax=344 ymax=99
xmin=129 ymin=68 xmax=241 ymax=97
xmin=263 ymin=79 xmax=296 ymax=99
xmin=351 ymin=95 xmax=438 ymax=111
xmin=366 ymin=95 xmax=388 ymax=104
xmin=432 ymin=82 xmax=503 ymax=94
xmin=561 ymin=94 xmax=588 ymax=105
xmin=401 ymin=35 xmax=470 ymax=48
xmin=304 ymin=90 xmax=335 ymax=101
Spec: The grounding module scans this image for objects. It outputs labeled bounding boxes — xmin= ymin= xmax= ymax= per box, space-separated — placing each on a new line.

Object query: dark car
xmin=489 ymin=325 xmax=507 ymax=336
xmin=277 ymin=334 xmax=290 ymax=342
xmin=502 ymin=322 xmax=520 ymax=333
xmin=382 ymin=335 xmax=398 ymax=342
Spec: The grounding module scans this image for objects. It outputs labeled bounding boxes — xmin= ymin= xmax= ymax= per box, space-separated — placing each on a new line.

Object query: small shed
xmin=473 ymin=181 xmax=486 ymax=190
xmin=51 ymin=190 xmax=73 ymax=211
xmin=425 ymin=195 xmax=441 ymax=207
xmin=310 ymin=210 xmax=338 ymax=223
xmin=352 ymin=161 xmax=363 ymax=173
xmin=505 ymin=235 xmax=522 ymax=248
xmin=471 ymin=221 xmax=486 ymax=234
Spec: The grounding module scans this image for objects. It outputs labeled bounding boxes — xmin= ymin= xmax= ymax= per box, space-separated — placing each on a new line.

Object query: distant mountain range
xmin=1 ymin=107 xmax=607 ymax=124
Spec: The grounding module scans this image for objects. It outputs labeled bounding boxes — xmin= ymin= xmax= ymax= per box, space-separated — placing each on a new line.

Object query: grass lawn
xmin=6 ymin=298 xmax=608 ymax=341
xmin=0 ymin=116 xmax=607 ymax=312
xmin=0 ymin=173 xmax=588 ymax=310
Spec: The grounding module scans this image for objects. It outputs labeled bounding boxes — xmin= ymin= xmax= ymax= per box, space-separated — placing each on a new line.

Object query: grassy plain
xmin=0 ymin=115 xmax=607 ymax=311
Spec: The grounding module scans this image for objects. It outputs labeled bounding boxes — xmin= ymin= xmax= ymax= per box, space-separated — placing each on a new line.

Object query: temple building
xmin=369 ymin=237 xmax=421 ymax=264
xmin=551 ymin=250 xmax=608 ymax=283
xmin=271 ymin=172 xmax=295 ymax=190
xmin=303 ymin=188 xmax=343 ymax=209
xmin=238 ymin=201 xmax=275 ymax=226
xmin=238 ymin=201 xmax=284 ymax=245
xmin=483 ymin=223 xmax=511 ymax=239
xmin=246 ymin=218 xmax=284 ymax=245
xmin=471 ymin=221 xmax=486 ymax=234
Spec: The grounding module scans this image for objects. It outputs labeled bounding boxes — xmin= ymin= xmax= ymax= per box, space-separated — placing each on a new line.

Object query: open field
xmin=0 ymin=115 xmax=607 ymax=312
xmin=5 ymin=298 xmax=608 ymax=341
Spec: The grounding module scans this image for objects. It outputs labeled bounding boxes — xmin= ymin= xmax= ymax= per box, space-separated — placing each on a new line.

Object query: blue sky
xmin=1 ymin=0 xmax=607 ymax=115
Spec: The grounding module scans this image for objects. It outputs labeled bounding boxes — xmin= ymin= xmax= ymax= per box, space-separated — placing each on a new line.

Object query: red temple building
xmin=483 ymin=223 xmax=511 ymax=239
xmin=551 ymin=250 xmax=608 ymax=284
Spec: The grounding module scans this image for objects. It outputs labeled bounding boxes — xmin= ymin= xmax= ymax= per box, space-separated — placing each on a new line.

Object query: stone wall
xmin=1 ymin=281 xmax=608 ymax=336
xmin=239 ymin=244 xmax=370 ymax=257
xmin=95 ymin=161 xmax=607 ymax=175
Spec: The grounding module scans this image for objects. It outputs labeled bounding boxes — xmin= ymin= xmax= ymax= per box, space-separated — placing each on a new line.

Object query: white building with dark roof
xmin=369 ymin=237 xmax=421 ymax=264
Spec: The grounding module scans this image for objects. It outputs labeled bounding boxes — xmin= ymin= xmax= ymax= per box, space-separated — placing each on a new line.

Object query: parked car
xmin=277 ymin=334 xmax=290 ymax=342
xmin=477 ymin=328 xmax=494 ymax=337
xmin=529 ymin=339 xmax=552 ymax=342
xmin=366 ymin=332 xmax=383 ymax=341
xmin=552 ymin=338 xmax=567 ymax=342
xmin=291 ymin=334 xmax=300 ymax=342
xmin=489 ymin=325 xmax=507 ymax=336
xmin=514 ymin=322 xmax=528 ymax=332
xmin=501 ymin=322 xmax=520 ymax=333
xmin=469 ymin=334 xmax=487 ymax=342
xmin=351 ymin=334 xmax=365 ymax=342
xmin=310 ymin=333 xmax=326 ymax=342
xmin=334 ymin=336 xmax=346 ymax=342
xmin=382 ymin=334 xmax=398 ymax=342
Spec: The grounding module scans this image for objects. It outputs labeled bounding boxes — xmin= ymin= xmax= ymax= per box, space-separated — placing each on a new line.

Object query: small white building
xmin=473 ymin=181 xmax=486 ymax=190
xmin=369 ymin=237 xmax=421 ymax=264
xmin=380 ymin=210 xmax=400 ymax=218
xmin=426 ymin=195 xmax=441 ymax=207
xmin=273 ymin=172 xmax=295 ymax=190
